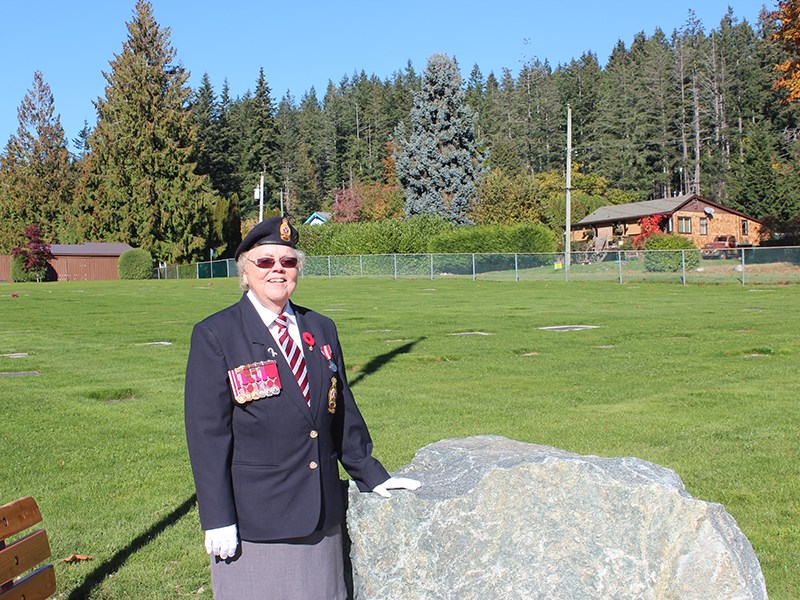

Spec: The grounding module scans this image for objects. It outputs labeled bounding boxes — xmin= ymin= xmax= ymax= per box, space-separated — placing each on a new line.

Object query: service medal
xmin=321 ymin=344 xmax=338 ymax=372
xmin=328 ymin=376 xmax=337 ymax=414
xmin=228 ymin=360 xmax=282 ymax=404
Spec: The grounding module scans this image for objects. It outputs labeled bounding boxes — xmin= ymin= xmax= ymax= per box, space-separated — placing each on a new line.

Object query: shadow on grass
xmin=67 ymin=494 xmax=197 ymax=600
xmin=348 ymin=337 xmax=425 ymax=387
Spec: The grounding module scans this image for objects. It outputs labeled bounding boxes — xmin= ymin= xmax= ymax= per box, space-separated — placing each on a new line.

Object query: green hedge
xmin=643 ymin=235 xmax=701 ymax=272
xmin=296 ymin=218 xmax=555 ymax=256
xmin=428 ymin=222 xmax=555 ymax=253
xmin=118 ymin=248 xmax=154 ymax=279
xmin=10 ymin=255 xmax=41 ymax=282
xmin=296 ymin=216 xmax=453 ymax=255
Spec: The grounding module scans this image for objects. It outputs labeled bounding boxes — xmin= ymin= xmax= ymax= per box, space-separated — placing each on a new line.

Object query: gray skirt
xmin=210 ymin=526 xmax=347 ymax=600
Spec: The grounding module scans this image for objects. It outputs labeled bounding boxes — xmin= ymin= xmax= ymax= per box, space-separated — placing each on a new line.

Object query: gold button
xmin=309 ymin=461 xmax=318 ymax=470
xmin=310 ymin=430 xmax=318 ymax=439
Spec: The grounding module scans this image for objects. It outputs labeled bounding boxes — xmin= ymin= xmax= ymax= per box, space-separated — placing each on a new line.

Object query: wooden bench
xmin=0 ymin=497 xmax=56 ymax=600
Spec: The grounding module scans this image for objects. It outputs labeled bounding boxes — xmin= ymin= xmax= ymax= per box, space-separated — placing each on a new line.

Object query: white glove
xmin=204 ymin=523 xmax=238 ymax=559
xmin=372 ymin=476 xmax=422 ymax=498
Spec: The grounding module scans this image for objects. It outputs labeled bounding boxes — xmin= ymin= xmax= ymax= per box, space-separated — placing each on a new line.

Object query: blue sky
xmin=1 ymin=1 xmax=772 ymax=149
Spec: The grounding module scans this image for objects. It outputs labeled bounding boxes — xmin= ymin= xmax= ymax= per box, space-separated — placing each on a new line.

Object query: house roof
xmin=575 ymin=194 xmax=760 ymax=226
xmin=50 ymin=243 xmax=133 ymax=256
xmin=304 ymin=211 xmax=332 ymax=225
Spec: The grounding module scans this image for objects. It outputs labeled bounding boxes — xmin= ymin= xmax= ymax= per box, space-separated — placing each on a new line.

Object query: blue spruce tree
xmin=394 ymin=54 xmax=484 ymax=224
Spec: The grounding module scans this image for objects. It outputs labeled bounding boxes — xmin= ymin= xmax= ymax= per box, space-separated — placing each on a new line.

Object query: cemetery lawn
xmin=1 ymin=277 xmax=798 ymax=599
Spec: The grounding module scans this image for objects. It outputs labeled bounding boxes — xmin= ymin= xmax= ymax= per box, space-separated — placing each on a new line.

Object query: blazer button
xmin=309 ymin=461 xmax=318 ymax=470
xmin=309 ymin=430 xmax=318 ymax=439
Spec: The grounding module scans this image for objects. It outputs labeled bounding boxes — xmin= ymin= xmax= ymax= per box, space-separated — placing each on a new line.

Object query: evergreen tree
xmin=394 ymin=54 xmax=484 ymax=224
xmin=213 ymin=80 xmax=243 ymax=199
xmin=386 ymin=61 xmax=420 ymax=130
xmin=479 ymin=72 xmax=521 ymax=171
xmin=297 ymin=88 xmax=329 ymax=202
xmin=701 ymin=11 xmax=763 ymax=200
xmin=322 ymin=80 xmax=347 ymax=192
xmin=348 ymin=72 xmax=390 ymax=182
xmin=673 ymin=13 xmax=709 ymax=196
xmin=342 ymin=75 xmax=371 ymax=185
xmin=71 ymin=119 xmax=93 ymax=161
xmin=517 ymin=58 xmax=561 ymax=173
xmin=635 ymin=30 xmax=680 ymax=198
xmin=0 ymin=71 xmax=74 ymax=251
xmin=209 ymin=193 xmax=241 ymax=258
xmin=78 ymin=0 xmax=214 ymax=262
xmin=465 ymin=64 xmax=486 ymax=123
xmin=494 ymin=68 xmax=524 ymax=167
xmin=276 ymin=92 xmax=300 ymax=206
xmin=554 ymin=52 xmax=601 ymax=170
xmin=288 ymin=142 xmax=321 ymax=219
xmin=480 ymin=72 xmax=502 ymax=137
xmin=239 ymin=68 xmax=280 ymax=217
xmin=190 ymin=73 xmax=241 ymax=230
xmin=191 ymin=77 xmax=242 ymax=257
xmin=593 ymin=40 xmax=644 ymax=193
xmin=593 ymin=29 xmax=682 ymax=198
xmin=191 ymin=73 xmax=217 ymax=181
xmin=728 ymin=122 xmax=779 ymax=217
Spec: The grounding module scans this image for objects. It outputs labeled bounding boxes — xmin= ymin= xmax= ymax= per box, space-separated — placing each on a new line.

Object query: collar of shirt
xmin=246 ymin=290 xmax=303 ymax=352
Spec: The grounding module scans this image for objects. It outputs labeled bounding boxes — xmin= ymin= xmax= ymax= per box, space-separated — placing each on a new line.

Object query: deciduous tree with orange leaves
xmin=772 ymin=0 xmax=800 ymax=101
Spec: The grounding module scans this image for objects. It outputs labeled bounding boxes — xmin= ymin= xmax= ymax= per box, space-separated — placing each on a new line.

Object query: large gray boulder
xmin=347 ymin=435 xmax=767 ymax=600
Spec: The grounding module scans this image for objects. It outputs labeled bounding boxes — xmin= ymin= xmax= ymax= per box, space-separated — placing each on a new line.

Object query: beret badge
xmin=280 ymin=218 xmax=291 ymax=242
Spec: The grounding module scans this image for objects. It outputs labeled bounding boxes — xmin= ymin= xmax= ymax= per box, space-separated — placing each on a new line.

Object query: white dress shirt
xmin=246 ymin=290 xmax=304 ymax=363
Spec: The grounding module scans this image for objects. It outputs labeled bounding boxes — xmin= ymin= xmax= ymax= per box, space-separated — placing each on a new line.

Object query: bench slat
xmin=0 ymin=498 xmax=42 ymax=543
xmin=0 ymin=565 xmax=56 ymax=600
xmin=0 ymin=530 xmax=51 ymax=585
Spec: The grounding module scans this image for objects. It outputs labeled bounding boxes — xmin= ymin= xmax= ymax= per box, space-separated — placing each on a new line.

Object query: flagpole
xmin=565 ymin=104 xmax=572 ymax=280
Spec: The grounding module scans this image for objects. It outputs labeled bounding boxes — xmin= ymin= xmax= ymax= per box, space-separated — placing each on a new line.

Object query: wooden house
xmin=571 ymin=194 xmax=763 ymax=250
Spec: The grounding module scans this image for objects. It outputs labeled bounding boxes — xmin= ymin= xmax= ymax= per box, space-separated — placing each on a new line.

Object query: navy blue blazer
xmin=184 ymin=295 xmax=389 ymax=542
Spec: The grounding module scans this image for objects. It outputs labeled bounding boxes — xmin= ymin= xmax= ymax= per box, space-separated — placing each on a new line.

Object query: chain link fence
xmin=157 ymin=246 xmax=800 ymax=285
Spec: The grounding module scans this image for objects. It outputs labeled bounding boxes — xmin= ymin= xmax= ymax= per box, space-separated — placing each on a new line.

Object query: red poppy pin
xmin=302 ymin=331 xmax=315 ymax=351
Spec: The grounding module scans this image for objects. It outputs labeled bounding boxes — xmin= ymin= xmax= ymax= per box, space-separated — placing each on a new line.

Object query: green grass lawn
xmin=1 ymin=277 xmax=798 ymax=599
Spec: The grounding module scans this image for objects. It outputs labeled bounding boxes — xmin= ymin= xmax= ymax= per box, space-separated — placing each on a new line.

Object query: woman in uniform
xmin=185 ymin=216 xmax=419 ymax=599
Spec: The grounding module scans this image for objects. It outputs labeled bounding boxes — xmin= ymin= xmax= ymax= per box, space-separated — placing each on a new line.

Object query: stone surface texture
xmin=347 ymin=435 xmax=767 ymax=600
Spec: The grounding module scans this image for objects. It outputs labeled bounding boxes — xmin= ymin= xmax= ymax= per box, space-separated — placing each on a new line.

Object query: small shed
xmin=304 ymin=211 xmax=332 ymax=226
xmin=0 ymin=243 xmax=133 ymax=282
xmin=49 ymin=243 xmax=133 ymax=281
xmin=571 ymin=194 xmax=762 ymax=249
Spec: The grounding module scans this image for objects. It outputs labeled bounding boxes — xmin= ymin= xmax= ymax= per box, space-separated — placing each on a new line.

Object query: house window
xmin=700 ymin=218 xmax=708 ymax=235
xmin=666 ymin=218 xmax=673 ymax=233
xmin=678 ymin=217 xmax=692 ymax=234
xmin=742 ymin=220 xmax=749 ymax=235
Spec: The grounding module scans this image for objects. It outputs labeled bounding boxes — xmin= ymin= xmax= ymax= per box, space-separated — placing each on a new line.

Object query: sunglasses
xmin=247 ymin=256 xmax=299 ymax=269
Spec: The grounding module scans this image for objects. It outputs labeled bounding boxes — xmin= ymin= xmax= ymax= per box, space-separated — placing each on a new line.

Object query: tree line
xmin=2 ymin=0 xmax=800 ymax=262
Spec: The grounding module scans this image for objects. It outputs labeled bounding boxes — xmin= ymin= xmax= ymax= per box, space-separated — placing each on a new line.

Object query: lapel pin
xmin=302 ymin=331 xmax=315 ymax=351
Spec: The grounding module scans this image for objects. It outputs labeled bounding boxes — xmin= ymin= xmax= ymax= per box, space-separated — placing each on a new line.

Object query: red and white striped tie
xmin=275 ymin=314 xmax=310 ymax=406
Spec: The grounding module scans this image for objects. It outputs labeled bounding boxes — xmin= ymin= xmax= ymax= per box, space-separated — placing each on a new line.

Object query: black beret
xmin=235 ymin=216 xmax=300 ymax=259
